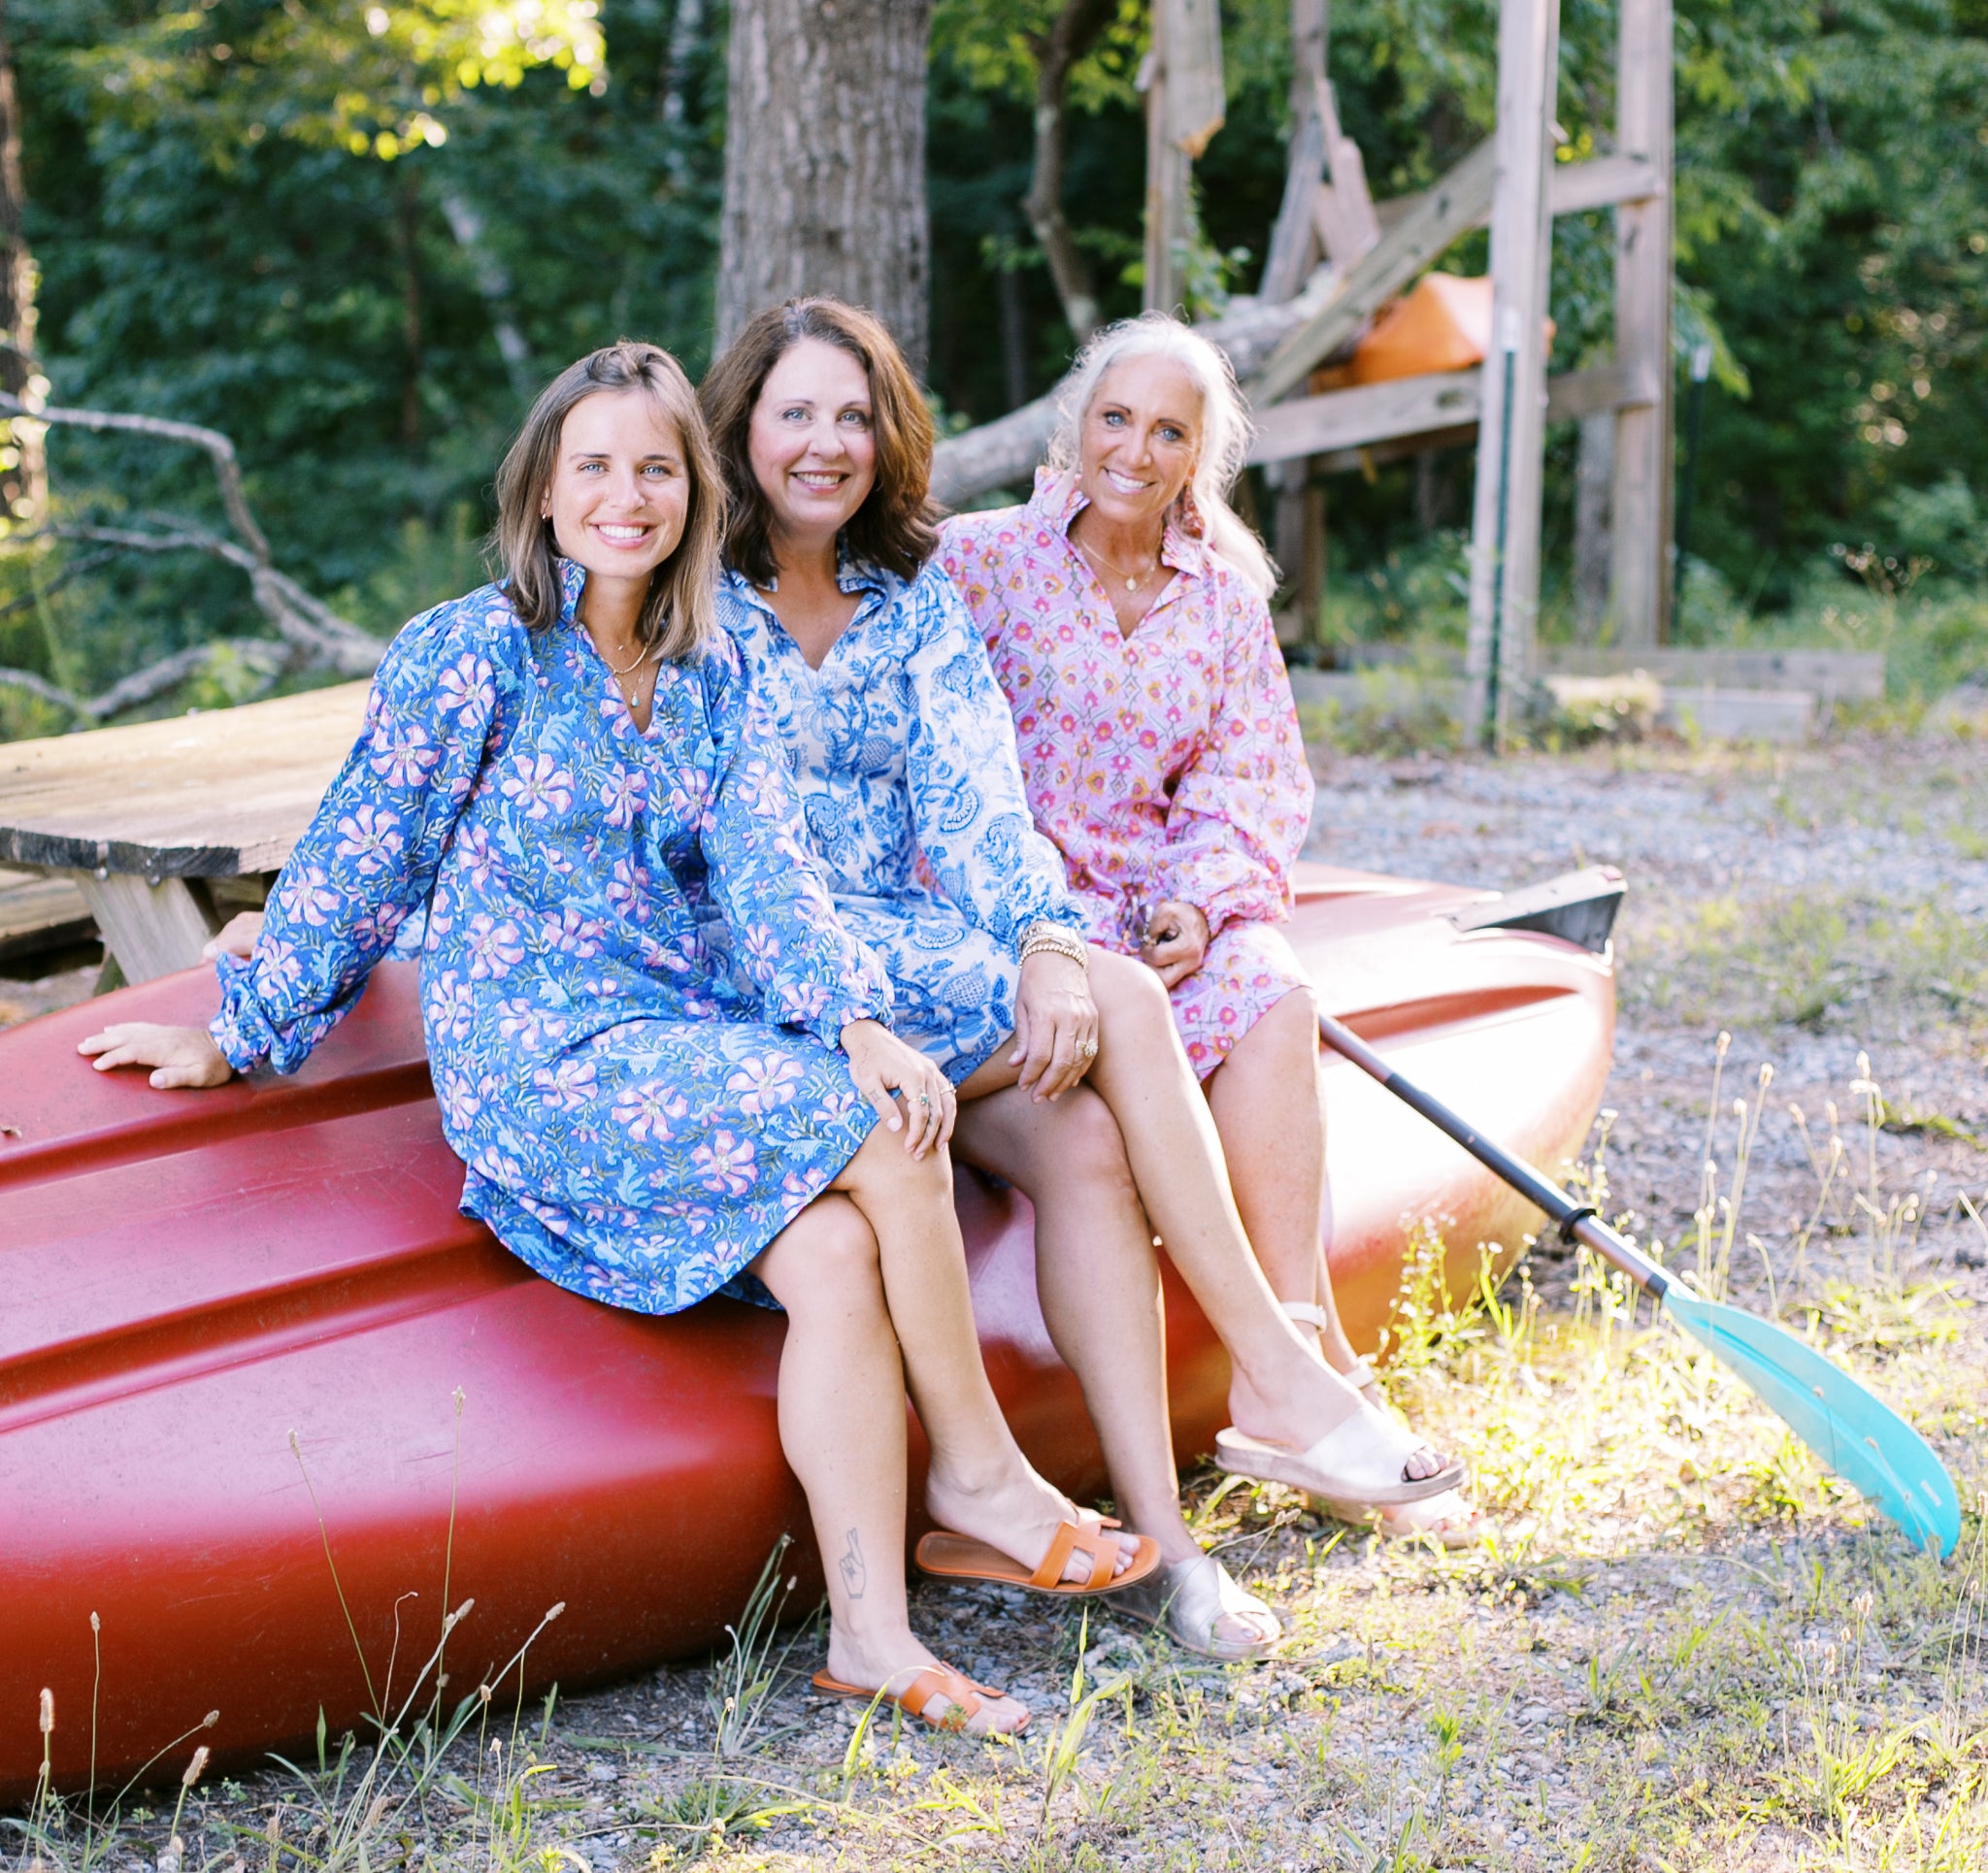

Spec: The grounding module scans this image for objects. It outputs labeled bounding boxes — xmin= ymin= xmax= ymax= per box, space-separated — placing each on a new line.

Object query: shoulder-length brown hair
xmin=699 ymin=298 xmax=939 ymax=587
xmin=493 ymin=342 xmax=724 ymax=662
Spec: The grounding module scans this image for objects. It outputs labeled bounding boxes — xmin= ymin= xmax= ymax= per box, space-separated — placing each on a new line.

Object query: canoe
xmin=0 ymin=861 xmax=1612 ymax=1799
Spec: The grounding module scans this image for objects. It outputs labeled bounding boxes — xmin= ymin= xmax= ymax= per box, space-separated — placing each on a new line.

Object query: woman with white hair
xmin=943 ymin=312 xmax=1478 ymax=1543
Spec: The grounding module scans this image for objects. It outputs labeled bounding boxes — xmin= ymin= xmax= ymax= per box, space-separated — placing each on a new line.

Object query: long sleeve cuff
xmin=209 ymin=954 xmax=279 ymax=1074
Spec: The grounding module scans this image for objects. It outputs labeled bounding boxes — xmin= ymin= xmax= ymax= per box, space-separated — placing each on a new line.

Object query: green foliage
xmin=11 ymin=0 xmax=1988 ymax=723
xmin=14 ymin=0 xmax=722 ymax=701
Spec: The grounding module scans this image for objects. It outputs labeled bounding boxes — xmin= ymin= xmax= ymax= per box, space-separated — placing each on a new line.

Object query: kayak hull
xmin=0 ymin=861 xmax=1611 ymax=1797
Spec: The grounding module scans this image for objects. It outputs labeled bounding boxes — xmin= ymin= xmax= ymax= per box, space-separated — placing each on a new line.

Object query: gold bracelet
xmin=1019 ymin=921 xmax=1089 ymax=969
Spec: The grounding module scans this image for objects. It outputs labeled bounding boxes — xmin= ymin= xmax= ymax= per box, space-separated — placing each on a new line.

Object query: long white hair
xmin=1045 ymin=312 xmax=1277 ymax=599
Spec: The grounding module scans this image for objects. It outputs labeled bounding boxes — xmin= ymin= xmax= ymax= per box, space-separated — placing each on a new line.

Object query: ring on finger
xmin=1079 ymin=1036 xmax=1099 ymax=1059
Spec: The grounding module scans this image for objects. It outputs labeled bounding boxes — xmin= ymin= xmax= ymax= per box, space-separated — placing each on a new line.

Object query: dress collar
xmin=551 ymin=556 xmax=593 ymax=626
xmin=1027 ymin=466 xmax=1210 ymax=579
xmin=728 ymin=538 xmax=888 ymax=602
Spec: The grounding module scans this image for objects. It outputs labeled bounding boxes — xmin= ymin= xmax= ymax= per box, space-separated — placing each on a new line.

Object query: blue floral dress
xmin=210 ymin=567 xmax=891 ymax=1315
xmin=717 ymin=560 xmax=1086 ymax=1082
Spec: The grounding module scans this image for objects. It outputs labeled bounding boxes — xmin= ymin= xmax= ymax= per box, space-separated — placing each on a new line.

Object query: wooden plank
xmin=1243 ymin=139 xmax=1498 ymax=407
xmin=1142 ymin=68 xmax=1190 ymax=312
xmin=1161 ymin=0 xmax=1226 ymax=158
xmin=1548 ymin=151 xmax=1662 ymax=215
xmin=1316 ymin=78 xmax=1379 ymax=263
xmin=1247 ymin=360 xmax=1654 ymax=466
xmin=1608 ymin=0 xmax=1675 ymax=645
xmin=0 ymin=682 xmax=371 ymax=879
xmin=0 ymin=868 xmax=93 ymax=964
xmin=1259 ymin=102 xmax=1329 ymax=304
xmin=1464 ymin=0 xmax=1562 ymax=746
xmin=72 ymin=871 xmax=217 ymax=985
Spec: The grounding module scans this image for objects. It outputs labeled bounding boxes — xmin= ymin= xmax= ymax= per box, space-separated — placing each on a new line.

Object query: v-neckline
xmin=573 ymin=622 xmax=664 ymax=739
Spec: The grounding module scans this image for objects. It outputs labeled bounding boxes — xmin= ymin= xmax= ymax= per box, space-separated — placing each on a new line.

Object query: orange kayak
xmin=0 ymin=860 xmax=1611 ymax=1798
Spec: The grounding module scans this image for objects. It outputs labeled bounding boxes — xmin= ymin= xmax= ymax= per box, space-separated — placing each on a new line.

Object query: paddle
xmin=1318 ymin=1010 xmax=1963 ymax=1560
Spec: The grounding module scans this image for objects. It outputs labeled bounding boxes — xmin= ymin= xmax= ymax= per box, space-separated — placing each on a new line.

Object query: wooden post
xmin=1607 ymin=0 xmax=1674 ymax=644
xmin=1267 ymin=0 xmax=1327 ymax=643
xmin=1143 ymin=0 xmax=1224 ymax=313
xmin=1465 ymin=0 xmax=1561 ymax=748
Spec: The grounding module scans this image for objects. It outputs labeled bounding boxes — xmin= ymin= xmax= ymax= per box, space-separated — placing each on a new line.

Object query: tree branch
xmin=29 ymin=520 xmax=381 ymax=676
xmin=0 ymin=638 xmax=291 ymax=726
xmin=1 ymin=392 xmax=271 ymax=559
xmin=1023 ymin=0 xmax=1117 ymax=347
xmin=932 ymin=278 xmax=1334 ymax=506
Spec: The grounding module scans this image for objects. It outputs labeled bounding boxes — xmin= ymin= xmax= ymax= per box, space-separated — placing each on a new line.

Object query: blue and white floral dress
xmin=211 ymin=567 xmax=891 ymax=1315
xmin=717 ymin=559 xmax=1085 ymax=1082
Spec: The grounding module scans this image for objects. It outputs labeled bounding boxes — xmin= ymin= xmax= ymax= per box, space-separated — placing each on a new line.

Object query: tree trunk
xmin=0 ymin=3 xmax=46 ymax=526
xmin=716 ymin=0 xmax=932 ymax=371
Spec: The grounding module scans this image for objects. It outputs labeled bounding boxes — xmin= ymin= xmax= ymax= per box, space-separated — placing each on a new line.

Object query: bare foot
xmin=822 ymin=1627 xmax=1028 ymax=1737
xmin=923 ymin=1462 xmax=1141 ymax=1588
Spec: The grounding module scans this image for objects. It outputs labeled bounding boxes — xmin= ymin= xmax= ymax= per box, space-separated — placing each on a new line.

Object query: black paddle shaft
xmin=1317 ymin=1012 xmax=1671 ymax=1300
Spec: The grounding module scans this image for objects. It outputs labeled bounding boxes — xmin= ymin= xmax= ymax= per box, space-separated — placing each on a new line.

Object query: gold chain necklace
xmin=1076 ymin=532 xmax=1161 ymax=594
xmin=599 ymin=635 xmax=653 ymax=676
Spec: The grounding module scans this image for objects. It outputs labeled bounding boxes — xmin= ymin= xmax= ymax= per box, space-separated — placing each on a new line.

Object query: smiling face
xmin=542 ymin=388 xmax=692 ymax=604
xmin=1077 ymin=354 xmax=1204 ymax=539
xmin=746 ymin=337 xmax=878 ymax=557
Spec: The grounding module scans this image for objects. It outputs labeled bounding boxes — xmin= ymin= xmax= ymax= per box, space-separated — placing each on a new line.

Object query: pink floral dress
xmin=942 ymin=472 xmax=1316 ymax=1079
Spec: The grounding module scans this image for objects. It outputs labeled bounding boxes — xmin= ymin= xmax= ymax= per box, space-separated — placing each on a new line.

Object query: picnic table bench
xmin=0 ymin=682 xmax=370 ymax=984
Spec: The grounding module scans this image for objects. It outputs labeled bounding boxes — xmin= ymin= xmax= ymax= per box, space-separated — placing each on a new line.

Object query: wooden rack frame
xmin=1148 ymin=0 xmax=1674 ymax=742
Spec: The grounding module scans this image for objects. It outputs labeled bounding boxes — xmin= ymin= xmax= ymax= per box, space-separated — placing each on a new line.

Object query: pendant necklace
xmin=600 ymin=635 xmax=653 ymax=676
xmin=1077 ymin=534 xmax=1159 ymax=594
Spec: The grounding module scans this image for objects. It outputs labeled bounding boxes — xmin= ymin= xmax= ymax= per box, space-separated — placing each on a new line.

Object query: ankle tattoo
xmin=838 ymin=1528 xmax=867 ymax=1599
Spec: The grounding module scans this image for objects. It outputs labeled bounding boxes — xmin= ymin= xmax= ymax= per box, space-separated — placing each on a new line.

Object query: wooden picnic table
xmin=0 ymin=682 xmax=370 ymax=983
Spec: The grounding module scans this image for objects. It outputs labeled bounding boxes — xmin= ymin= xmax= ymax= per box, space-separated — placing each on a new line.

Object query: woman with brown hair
xmin=82 ymin=342 xmax=1155 ymax=1738
xmin=705 ymin=300 xmax=1465 ymax=1659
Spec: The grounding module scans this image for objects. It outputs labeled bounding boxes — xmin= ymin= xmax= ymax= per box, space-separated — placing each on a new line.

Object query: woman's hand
xmin=1009 ymin=950 xmax=1100 ymax=1101
xmin=841 ymin=1019 xmax=955 ymax=1157
xmin=77 ymin=1023 xmax=235 ymax=1090
xmin=1138 ymin=899 xmax=1209 ymax=989
xmin=203 ymin=910 xmax=266 ymax=961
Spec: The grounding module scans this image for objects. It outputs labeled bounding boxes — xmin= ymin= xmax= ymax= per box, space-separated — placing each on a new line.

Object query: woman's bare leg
xmin=1070 ymin=948 xmax=1441 ymax=1475
xmin=751 ymin=1197 xmax=1027 ymax=1734
xmin=828 ymin=1125 xmax=1138 ymax=1585
xmin=1206 ymin=985 xmax=1479 ymax=1530
xmin=952 ymin=1085 xmax=1277 ymax=1649
xmin=1203 ymin=985 xmax=1364 ymax=1372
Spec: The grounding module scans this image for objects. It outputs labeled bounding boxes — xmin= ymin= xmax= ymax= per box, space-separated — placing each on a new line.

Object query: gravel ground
xmin=11 ymin=728 xmax=1987 ymax=1871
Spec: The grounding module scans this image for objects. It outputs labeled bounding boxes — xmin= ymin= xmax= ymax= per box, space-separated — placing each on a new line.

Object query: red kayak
xmin=0 ymin=861 xmax=1612 ymax=1799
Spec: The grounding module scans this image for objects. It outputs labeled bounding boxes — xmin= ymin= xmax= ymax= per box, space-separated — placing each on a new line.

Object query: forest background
xmin=2 ymin=0 xmax=1985 ymax=738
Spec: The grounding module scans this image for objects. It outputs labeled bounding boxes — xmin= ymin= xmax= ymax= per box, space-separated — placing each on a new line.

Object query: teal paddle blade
xmin=1661 ymin=1286 xmax=1961 ymax=1559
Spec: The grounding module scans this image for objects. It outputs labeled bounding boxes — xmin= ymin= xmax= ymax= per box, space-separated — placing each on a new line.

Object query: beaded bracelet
xmin=1019 ymin=920 xmax=1090 ymax=969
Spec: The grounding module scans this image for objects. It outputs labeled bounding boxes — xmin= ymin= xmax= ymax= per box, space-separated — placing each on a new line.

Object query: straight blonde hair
xmin=1046 ymin=312 xmax=1278 ymax=599
xmin=494 ymin=343 xmax=725 ymax=660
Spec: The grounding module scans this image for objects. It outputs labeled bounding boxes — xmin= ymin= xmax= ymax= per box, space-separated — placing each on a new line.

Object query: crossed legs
xmin=747 ymin=1123 xmax=1138 ymax=1731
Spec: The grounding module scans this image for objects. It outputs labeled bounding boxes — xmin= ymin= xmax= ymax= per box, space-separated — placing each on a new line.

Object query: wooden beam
xmin=1246 ymin=359 xmax=1656 ymax=464
xmin=1244 ymin=138 xmax=1497 ymax=407
xmin=69 ymin=871 xmax=217 ymax=984
xmin=1608 ymin=0 xmax=1675 ymax=645
xmin=1465 ymin=0 xmax=1562 ymax=747
xmin=1143 ymin=0 xmax=1224 ymax=313
xmin=1314 ymin=77 xmax=1379 ymax=264
xmin=1260 ymin=105 xmax=1328 ymax=304
xmin=1549 ymin=150 xmax=1662 ymax=214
